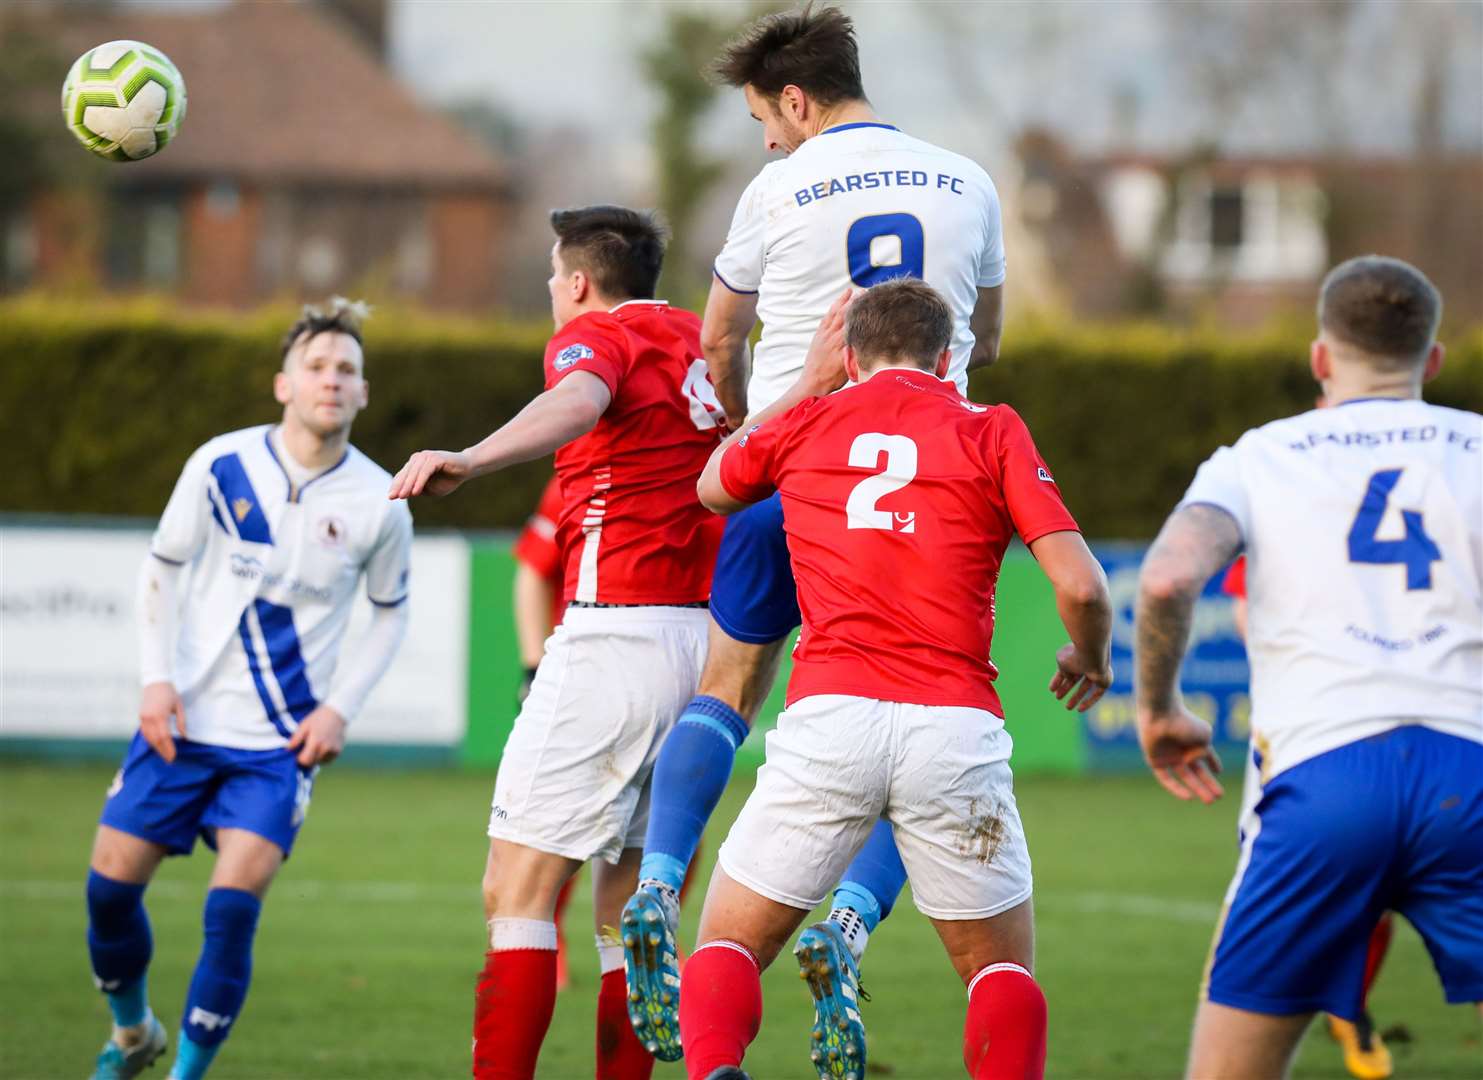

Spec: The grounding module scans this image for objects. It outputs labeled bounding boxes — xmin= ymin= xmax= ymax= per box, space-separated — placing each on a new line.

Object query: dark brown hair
xmin=550 ymin=205 xmax=667 ymax=301
xmin=712 ymin=4 xmax=865 ymax=106
xmin=845 ymin=279 xmax=953 ymax=369
xmin=1318 ymin=255 xmax=1442 ymax=366
xmin=280 ymin=296 xmax=370 ymax=366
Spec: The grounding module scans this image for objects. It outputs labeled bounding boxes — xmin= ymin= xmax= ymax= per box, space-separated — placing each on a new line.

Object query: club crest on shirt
xmin=316 ymin=515 xmax=348 ymax=548
xmin=553 ymin=343 xmax=594 ymax=371
xmin=1037 ymin=467 xmax=1054 ymax=482
xmin=232 ymin=497 xmax=254 ymax=523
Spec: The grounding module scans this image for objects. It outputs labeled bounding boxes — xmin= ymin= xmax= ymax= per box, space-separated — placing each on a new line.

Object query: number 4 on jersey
xmin=1347 ymin=468 xmax=1441 ymax=590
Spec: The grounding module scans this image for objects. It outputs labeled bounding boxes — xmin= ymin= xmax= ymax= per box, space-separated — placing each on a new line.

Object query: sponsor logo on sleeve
xmin=553 ymin=343 xmax=594 ymax=371
xmin=1038 ymin=467 xmax=1055 ymax=482
xmin=737 ymin=423 xmax=762 ymax=447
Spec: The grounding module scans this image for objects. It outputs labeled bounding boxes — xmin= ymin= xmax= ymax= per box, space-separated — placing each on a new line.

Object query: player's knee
xmin=87 ymin=869 xmax=147 ymax=933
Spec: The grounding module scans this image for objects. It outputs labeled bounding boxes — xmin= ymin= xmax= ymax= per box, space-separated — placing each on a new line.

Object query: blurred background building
xmin=3 ymin=0 xmax=1479 ymax=321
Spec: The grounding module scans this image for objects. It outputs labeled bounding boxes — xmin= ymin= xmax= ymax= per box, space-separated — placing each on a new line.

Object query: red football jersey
xmin=545 ymin=301 xmax=726 ymax=605
xmin=513 ymin=474 xmax=566 ymax=627
xmin=719 ymin=367 xmax=1078 ymax=713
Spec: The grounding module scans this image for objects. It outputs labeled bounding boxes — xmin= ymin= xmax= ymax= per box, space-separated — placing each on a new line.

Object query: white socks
xmin=827 ymin=905 xmax=870 ymax=964
xmin=595 ymin=933 xmax=625 ymax=975
xmin=488 ymin=917 xmax=558 ymax=952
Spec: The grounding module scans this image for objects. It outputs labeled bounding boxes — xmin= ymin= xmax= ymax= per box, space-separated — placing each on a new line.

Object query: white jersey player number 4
xmin=1348 ymin=467 xmax=1442 ymax=590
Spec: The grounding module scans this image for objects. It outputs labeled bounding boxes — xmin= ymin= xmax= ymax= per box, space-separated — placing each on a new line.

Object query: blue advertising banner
xmin=1083 ymin=543 xmax=1251 ymax=771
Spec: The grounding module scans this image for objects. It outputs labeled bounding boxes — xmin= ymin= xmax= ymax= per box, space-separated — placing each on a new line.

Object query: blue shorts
xmin=709 ymin=492 xmax=799 ymax=645
xmin=100 ymin=733 xmax=317 ymax=857
xmin=1208 ymin=726 xmax=1483 ymax=1019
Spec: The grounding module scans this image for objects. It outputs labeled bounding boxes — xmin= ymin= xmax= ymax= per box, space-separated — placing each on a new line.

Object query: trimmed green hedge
xmin=3 ymin=300 xmax=1480 ymax=537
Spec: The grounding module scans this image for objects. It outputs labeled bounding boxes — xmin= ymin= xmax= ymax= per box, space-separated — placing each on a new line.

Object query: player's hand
xmin=139 ymin=681 xmax=186 ymax=763
xmin=388 ymin=449 xmax=474 ymax=500
xmin=799 ymin=288 xmax=855 ymax=396
xmin=1137 ymin=707 xmax=1224 ymax=804
xmin=1048 ymin=642 xmax=1112 ymax=713
xmin=286 ymin=705 xmax=347 ymax=767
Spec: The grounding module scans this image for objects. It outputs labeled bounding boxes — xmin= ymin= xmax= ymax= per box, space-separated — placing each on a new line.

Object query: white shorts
xmin=488 ymin=605 xmax=708 ymax=864
xmin=718 ymin=694 xmax=1032 ymax=920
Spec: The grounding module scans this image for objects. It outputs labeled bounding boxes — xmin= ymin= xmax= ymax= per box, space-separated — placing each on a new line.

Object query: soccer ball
xmin=61 ymin=40 xmax=186 ymax=162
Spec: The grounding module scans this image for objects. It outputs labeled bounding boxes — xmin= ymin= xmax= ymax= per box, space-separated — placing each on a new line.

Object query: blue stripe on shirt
xmin=238 ymin=611 xmax=291 ymax=738
xmin=254 ymin=599 xmax=318 ymax=724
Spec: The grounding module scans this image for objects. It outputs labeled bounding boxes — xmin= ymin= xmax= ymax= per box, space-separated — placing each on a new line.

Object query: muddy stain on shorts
xmin=958 ymin=797 xmax=1007 ymax=866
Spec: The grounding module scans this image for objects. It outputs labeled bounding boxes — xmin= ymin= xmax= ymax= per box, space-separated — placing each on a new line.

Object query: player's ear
xmin=780 ymin=84 xmax=805 ymax=122
xmin=844 ymin=345 xmax=861 ymax=384
xmin=934 ymin=348 xmax=951 ymax=379
xmin=273 ymin=369 xmax=292 ymax=406
xmin=1421 ymin=341 xmax=1445 ymax=384
xmin=570 ymin=270 xmax=589 ymax=304
xmin=1309 ymin=338 xmax=1330 ymax=384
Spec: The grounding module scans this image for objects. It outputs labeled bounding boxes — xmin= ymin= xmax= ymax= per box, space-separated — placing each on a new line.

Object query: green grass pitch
xmin=2 ymin=761 xmax=1477 ymax=1078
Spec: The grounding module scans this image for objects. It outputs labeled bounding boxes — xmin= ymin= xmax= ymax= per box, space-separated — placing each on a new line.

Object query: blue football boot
xmin=795 ymin=921 xmax=868 ymax=1080
xmin=620 ymin=883 xmax=683 ymax=1061
xmin=90 ymin=1015 xmax=167 ymax=1079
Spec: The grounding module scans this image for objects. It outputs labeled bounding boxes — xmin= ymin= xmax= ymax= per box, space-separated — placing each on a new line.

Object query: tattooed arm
xmin=1134 ymin=504 xmax=1243 ymax=803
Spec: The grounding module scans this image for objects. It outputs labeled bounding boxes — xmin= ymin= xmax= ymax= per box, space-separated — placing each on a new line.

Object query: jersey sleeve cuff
xmin=718 ymin=458 xmax=773 ymax=504
xmin=1018 ymin=518 xmax=1081 ymax=546
xmin=368 ymin=593 xmax=409 ymax=608
xmin=712 ymin=265 xmax=760 ymax=296
xmin=1175 ymin=499 xmax=1248 ymax=543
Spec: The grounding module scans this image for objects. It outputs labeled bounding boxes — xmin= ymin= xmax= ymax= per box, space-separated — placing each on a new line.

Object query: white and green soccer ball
xmin=61 ymin=40 xmax=186 ymax=162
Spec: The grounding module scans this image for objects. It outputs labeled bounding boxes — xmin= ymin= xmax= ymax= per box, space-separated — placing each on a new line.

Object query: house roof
xmin=41 ymin=0 xmax=508 ymax=190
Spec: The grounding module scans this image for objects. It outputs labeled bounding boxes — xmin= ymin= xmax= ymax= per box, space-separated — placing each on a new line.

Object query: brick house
xmin=1015 ymin=130 xmax=1483 ymax=325
xmin=7 ymin=0 xmax=512 ymax=311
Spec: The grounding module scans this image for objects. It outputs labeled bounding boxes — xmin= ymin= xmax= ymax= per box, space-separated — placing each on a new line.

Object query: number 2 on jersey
xmin=847 ymin=213 xmax=925 ymax=287
xmin=1347 ymin=468 xmax=1441 ymax=590
xmin=847 ymin=433 xmax=918 ymax=532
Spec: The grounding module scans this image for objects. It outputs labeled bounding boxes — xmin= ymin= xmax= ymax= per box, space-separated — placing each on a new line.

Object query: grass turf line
xmin=1 ymin=762 xmax=1477 ymax=1078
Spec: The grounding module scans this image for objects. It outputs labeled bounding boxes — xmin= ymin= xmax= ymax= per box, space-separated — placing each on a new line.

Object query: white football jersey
xmin=150 ymin=425 xmax=413 ymax=750
xmin=713 ymin=123 xmax=1005 ymax=415
xmin=1181 ymin=399 xmax=1483 ymax=781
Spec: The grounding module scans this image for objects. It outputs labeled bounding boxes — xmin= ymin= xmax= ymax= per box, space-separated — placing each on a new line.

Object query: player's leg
xmin=929 ymin=900 xmax=1045 ymax=1080
xmin=1197 ymin=734 xmax=1408 ymax=1080
xmin=499 ymin=604 xmax=709 ymax=1075
xmin=684 ymin=695 xmax=889 ymax=1079
xmin=823 ymin=818 xmax=908 ymax=964
xmin=166 ymin=744 xmax=312 ymax=1080
xmin=591 ymin=847 xmax=655 ymax=1080
xmin=87 ymin=826 xmax=169 ymax=1078
xmin=634 ymin=495 xmax=794 ymax=904
xmin=166 ymin=827 xmax=283 ymax=1080
xmin=476 ymin=838 xmax=582 ymax=1080
xmin=553 ymin=875 xmax=576 ymax=992
xmin=1324 ymin=912 xmax=1395 ymax=1080
xmin=680 ymin=865 xmax=816 ymax=1079
xmin=89 ymin=734 xmax=217 ymax=1079
xmin=1186 ymin=1002 xmax=1313 ymax=1080
xmin=885 ymin=704 xmax=1042 ymax=1080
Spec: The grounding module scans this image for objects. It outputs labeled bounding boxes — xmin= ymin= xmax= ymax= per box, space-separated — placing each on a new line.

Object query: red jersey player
xmin=677 ymin=280 xmax=1114 ymax=1080
xmin=390 ymin=205 xmax=726 ymax=1080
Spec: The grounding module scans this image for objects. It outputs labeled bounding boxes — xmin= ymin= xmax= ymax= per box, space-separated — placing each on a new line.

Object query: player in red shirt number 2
xmin=677 ymin=280 xmax=1115 ymax=1080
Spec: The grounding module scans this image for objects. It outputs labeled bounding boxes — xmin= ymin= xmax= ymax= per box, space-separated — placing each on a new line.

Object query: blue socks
xmin=639 ymin=696 xmax=749 ymax=892
xmin=172 ymin=887 xmax=261 ymax=1079
xmin=87 ymin=870 xmax=153 ymax=1028
xmin=836 ymin=817 xmax=908 ymax=930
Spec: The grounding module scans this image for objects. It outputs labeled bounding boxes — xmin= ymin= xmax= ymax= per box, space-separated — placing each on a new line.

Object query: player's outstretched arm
xmin=1134 ymin=504 xmax=1241 ymax=804
xmin=1028 ymin=530 xmax=1114 ymax=712
xmin=966 ymin=285 xmax=1004 ymax=372
xmin=389 ymin=372 xmax=612 ymax=500
xmin=701 ymin=274 xmax=761 ymax=428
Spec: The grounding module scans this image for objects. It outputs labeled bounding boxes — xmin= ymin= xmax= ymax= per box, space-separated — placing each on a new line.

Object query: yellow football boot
xmin=1326 ymin=1012 xmax=1393 ymax=1080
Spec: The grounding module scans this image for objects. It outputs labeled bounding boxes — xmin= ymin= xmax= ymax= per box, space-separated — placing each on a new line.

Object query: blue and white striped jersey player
xmin=84 ymin=299 xmax=413 ymax=1080
xmin=1134 ymin=256 xmax=1482 ymax=1080
xmin=621 ymin=5 xmax=1007 ymax=1067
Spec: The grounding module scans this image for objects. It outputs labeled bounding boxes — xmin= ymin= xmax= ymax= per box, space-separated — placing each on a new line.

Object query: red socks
xmin=596 ymin=968 xmax=656 ymax=1080
xmin=1362 ymin=913 xmax=1393 ymax=1002
xmin=963 ymin=963 xmax=1047 ymax=1080
xmin=473 ymin=948 xmax=558 ymax=1080
xmin=678 ymin=941 xmax=763 ymax=1080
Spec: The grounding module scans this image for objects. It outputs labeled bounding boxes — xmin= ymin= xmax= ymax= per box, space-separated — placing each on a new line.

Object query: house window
xmin=1209 ymin=187 xmax=1244 ymax=250
xmin=105 ymin=195 xmax=181 ymax=288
